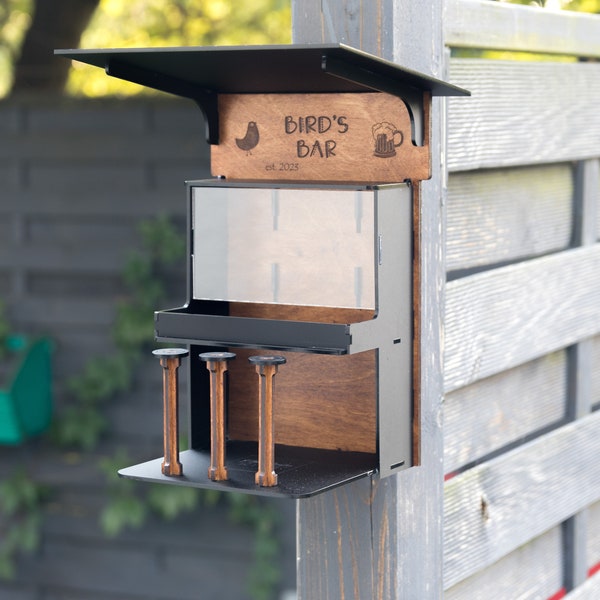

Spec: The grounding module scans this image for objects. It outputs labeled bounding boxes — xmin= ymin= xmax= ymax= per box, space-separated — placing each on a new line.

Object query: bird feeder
xmin=56 ymin=44 xmax=469 ymax=498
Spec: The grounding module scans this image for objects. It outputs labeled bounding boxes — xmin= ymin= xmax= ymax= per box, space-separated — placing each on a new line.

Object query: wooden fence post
xmin=563 ymin=158 xmax=600 ymax=591
xmin=292 ymin=2 xmax=447 ymax=597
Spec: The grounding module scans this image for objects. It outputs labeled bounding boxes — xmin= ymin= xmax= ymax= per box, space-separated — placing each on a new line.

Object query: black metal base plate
xmin=118 ymin=442 xmax=376 ymax=498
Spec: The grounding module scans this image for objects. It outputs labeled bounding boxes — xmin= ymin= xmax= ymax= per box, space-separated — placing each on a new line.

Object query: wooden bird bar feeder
xmin=56 ymin=44 xmax=469 ymax=498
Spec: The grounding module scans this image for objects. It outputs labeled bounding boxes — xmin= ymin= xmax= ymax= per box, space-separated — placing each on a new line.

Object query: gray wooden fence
xmin=293 ymin=0 xmax=600 ymax=598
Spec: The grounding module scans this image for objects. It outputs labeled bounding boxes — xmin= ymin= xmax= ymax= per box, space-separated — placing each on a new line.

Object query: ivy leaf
xmin=100 ymin=495 xmax=147 ymax=537
xmin=147 ymin=484 xmax=200 ymax=520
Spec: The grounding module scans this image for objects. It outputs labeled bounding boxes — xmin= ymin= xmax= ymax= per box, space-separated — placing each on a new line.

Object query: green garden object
xmin=0 ymin=335 xmax=53 ymax=445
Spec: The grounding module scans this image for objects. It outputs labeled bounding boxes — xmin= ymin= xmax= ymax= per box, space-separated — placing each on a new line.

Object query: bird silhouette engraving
xmin=235 ymin=121 xmax=259 ymax=154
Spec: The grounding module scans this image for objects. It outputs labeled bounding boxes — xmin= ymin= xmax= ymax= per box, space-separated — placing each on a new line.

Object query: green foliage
xmin=44 ymin=212 xmax=281 ymax=598
xmin=0 ymin=469 xmax=46 ymax=579
xmin=53 ymin=404 xmax=107 ymax=451
xmin=67 ymin=0 xmax=291 ymax=97
xmin=98 ymin=450 xmax=149 ymax=536
xmin=97 ymin=449 xmax=202 ymax=534
xmin=51 ymin=215 xmax=184 ymax=450
xmin=0 ymin=0 xmax=32 ymax=96
xmin=98 ymin=447 xmax=281 ymax=599
xmin=504 ymin=0 xmax=600 ymax=8
xmin=226 ymin=495 xmax=281 ymax=600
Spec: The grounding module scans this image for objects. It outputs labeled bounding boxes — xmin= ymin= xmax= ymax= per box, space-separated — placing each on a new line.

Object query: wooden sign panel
xmin=211 ymin=92 xmax=430 ymax=183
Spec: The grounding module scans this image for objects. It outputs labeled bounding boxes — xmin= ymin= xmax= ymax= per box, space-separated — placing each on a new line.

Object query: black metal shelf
xmin=155 ymin=305 xmax=355 ymax=355
xmin=119 ymin=442 xmax=376 ymax=499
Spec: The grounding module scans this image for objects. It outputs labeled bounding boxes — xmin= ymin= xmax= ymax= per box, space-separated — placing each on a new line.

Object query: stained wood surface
xmin=443 ymin=351 xmax=566 ymax=475
xmin=227 ymin=303 xmax=377 ymax=453
xmin=211 ymin=92 xmax=430 ymax=182
xmin=447 ymin=60 xmax=600 ymax=171
xmin=446 ymin=165 xmax=572 ymax=272
xmin=445 ymin=244 xmax=600 ymax=393
xmin=444 ymin=526 xmax=562 ymax=598
xmin=446 ymin=0 xmax=600 ymax=57
xmin=227 ymin=347 xmax=377 ymax=454
xmin=444 ymin=411 xmax=600 ymax=588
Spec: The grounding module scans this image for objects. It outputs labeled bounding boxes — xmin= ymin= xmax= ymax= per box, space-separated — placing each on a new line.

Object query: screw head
xmin=199 ymin=351 xmax=237 ymax=362
xmin=152 ymin=348 xmax=189 ymax=358
xmin=248 ymin=355 xmax=287 ymax=366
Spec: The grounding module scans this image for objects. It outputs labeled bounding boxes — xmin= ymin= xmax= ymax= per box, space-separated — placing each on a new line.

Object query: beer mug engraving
xmin=372 ymin=122 xmax=403 ymax=158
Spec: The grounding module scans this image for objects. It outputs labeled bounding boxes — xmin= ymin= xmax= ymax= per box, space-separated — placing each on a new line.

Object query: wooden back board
xmin=211 ymin=92 xmax=430 ymax=182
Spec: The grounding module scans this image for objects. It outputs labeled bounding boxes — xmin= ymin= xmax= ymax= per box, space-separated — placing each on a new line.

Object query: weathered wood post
xmin=292 ymin=2 xmax=447 ymax=597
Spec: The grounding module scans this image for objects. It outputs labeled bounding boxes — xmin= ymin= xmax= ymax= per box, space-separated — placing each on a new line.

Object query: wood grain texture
xmin=444 ymin=411 xmax=600 ymax=588
xmin=443 ymin=350 xmax=566 ymax=475
xmin=293 ymin=1 xmax=447 ymax=597
xmin=563 ymin=158 xmax=600 ymax=588
xmin=446 ymin=0 xmax=600 ymax=57
xmin=447 ymin=165 xmax=572 ymax=272
xmin=211 ymin=93 xmax=430 ymax=183
xmin=292 ymin=0 xmax=395 ymax=59
xmin=228 ymin=347 xmax=377 ymax=453
xmin=297 ymin=476 xmax=375 ymax=600
xmin=444 ymin=526 xmax=563 ymax=598
xmin=447 ymin=60 xmax=600 ymax=172
xmin=227 ymin=303 xmax=377 ymax=453
xmin=445 ymin=244 xmax=600 ymax=393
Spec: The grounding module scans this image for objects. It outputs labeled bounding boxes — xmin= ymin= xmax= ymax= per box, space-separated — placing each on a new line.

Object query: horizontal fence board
xmin=444 ymin=350 xmax=566 ymax=475
xmin=444 ymin=411 xmax=600 ymax=588
xmin=566 ymin=571 xmax=600 ymax=599
xmin=445 ymin=244 xmax=600 ymax=392
xmin=0 ymin=133 xmax=206 ymax=162
xmin=1 ymin=190 xmax=191 ymax=217
xmin=0 ymin=242 xmax=133 ymax=272
xmin=28 ymin=539 xmax=249 ymax=600
xmin=4 ymin=98 xmax=198 ymax=133
xmin=447 ymin=60 xmax=600 ymax=171
xmin=447 ymin=165 xmax=573 ymax=272
xmin=444 ymin=526 xmax=562 ymax=597
xmin=11 ymin=298 xmax=115 ymax=329
xmin=589 ymin=500 xmax=600 ymax=572
xmin=26 ymin=215 xmax=136 ymax=244
xmin=28 ymin=160 xmax=149 ymax=191
xmin=446 ymin=0 xmax=600 ymax=57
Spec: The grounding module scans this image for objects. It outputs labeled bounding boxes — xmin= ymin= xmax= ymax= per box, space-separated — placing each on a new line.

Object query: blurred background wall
xmin=1 ymin=1 xmax=296 ymax=599
xmin=0 ymin=92 xmax=296 ymax=600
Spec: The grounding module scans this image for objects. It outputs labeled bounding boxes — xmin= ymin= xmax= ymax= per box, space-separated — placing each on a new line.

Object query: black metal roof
xmin=55 ymin=43 xmax=470 ymax=98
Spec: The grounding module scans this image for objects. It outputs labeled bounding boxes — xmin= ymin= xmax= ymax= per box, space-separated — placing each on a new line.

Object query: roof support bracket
xmin=105 ymin=59 xmax=219 ymax=145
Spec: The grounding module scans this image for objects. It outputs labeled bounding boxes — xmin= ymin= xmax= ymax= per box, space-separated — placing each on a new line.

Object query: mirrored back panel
xmin=192 ymin=186 xmax=376 ymax=309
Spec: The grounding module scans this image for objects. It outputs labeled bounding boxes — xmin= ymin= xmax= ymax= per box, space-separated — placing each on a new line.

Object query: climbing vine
xmin=0 ymin=215 xmax=281 ymax=599
xmin=0 ymin=470 xmax=47 ymax=579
